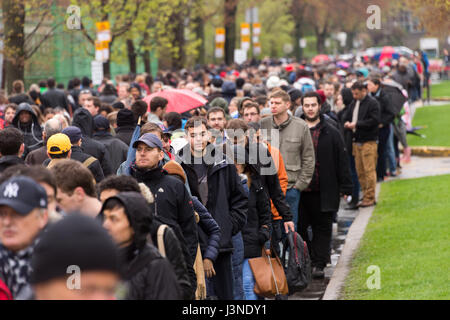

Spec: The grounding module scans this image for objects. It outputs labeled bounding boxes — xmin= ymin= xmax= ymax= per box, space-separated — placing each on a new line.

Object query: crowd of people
xmin=0 ymin=52 xmax=424 ymax=300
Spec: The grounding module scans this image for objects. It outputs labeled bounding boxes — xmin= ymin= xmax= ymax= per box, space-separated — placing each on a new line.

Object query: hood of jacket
xmin=99 ymin=192 xmax=153 ymax=250
xmin=72 ymin=108 xmax=94 ymax=137
xmin=12 ymin=103 xmax=39 ymax=128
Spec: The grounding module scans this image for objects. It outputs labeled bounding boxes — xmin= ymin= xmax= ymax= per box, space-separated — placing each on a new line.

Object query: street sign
xmin=299 ymin=38 xmax=307 ymax=48
xmin=95 ymin=40 xmax=109 ymax=62
xmin=245 ymin=7 xmax=258 ymax=24
xmin=241 ymin=23 xmax=251 ymax=51
xmin=215 ymin=28 xmax=226 ymax=59
xmin=91 ymin=60 xmax=104 ymax=86
xmin=234 ymin=49 xmax=247 ymax=65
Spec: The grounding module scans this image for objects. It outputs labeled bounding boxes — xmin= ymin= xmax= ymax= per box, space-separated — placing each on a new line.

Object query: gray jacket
xmin=260 ymin=115 xmax=315 ymax=191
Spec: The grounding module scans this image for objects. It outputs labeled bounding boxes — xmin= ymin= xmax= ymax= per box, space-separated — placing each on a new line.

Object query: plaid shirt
xmin=305 ymin=121 xmax=321 ymax=192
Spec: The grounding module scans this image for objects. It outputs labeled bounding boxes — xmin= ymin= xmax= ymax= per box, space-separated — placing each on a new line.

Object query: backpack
xmin=281 ymin=231 xmax=312 ymax=293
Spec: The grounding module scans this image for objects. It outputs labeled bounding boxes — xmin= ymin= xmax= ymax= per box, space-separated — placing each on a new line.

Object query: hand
xmin=284 ymin=221 xmax=295 ymax=234
xmin=203 ymin=259 xmax=216 ymax=279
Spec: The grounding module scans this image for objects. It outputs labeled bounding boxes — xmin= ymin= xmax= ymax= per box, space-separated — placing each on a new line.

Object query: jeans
xmin=286 ymin=187 xmax=301 ymax=231
xmin=385 ymin=124 xmax=397 ymax=174
xmin=242 ymin=259 xmax=263 ymax=300
xmin=231 ymin=232 xmax=244 ymax=300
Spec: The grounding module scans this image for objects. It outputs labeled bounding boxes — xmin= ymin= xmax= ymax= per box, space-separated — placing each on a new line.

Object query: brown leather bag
xmin=248 ymin=247 xmax=289 ymax=298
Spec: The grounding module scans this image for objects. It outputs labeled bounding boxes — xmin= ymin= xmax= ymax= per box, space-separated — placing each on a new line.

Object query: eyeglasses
xmin=80 ymin=89 xmax=92 ymax=95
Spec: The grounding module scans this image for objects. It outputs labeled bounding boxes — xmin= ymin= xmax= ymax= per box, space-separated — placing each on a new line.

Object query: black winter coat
xmin=191 ymin=196 xmax=221 ymax=262
xmin=115 ymin=126 xmax=136 ymax=146
xmin=8 ymin=94 xmax=34 ymax=106
xmin=12 ymin=103 xmax=43 ymax=156
xmin=131 ymin=166 xmax=199 ymax=265
xmin=241 ymin=171 xmax=272 ymax=259
xmin=342 ymin=94 xmax=380 ymax=143
xmin=371 ymin=88 xmax=395 ymax=127
xmin=177 ymin=145 xmax=248 ymax=253
xmin=99 ymin=192 xmax=181 ymax=300
xmin=72 ymin=108 xmax=114 ymax=176
xmin=41 ymin=88 xmax=69 ymax=111
xmin=93 ymin=131 xmax=128 ymax=173
xmin=301 ymin=116 xmax=353 ymax=212
xmin=243 ymin=143 xmax=292 ymax=222
xmin=149 ymin=219 xmax=194 ymax=300
xmin=0 ymin=156 xmax=24 ymax=173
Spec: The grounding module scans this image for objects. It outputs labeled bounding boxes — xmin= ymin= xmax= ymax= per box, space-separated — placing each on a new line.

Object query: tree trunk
xmin=293 ymin=21 xmax=303 ymax=61
xmin=346 ymin=31 xmax=355 ymax=51
xmin=143 ymin=50 xmax=151 ymax=75
xmin=3 ymin=0 xmax=26 ymax=94
xmin=127 ymin=39 xmax=137 ymax=75
xmin=316 ymin=32 xmax=326 ymax=54
xmin=224 ymin=0 xmax=238 ymax=65
xmin=291 ymin=1 xmax=307 ymax=61
xmin=170 ymin=12 xmax=185 ymax=70
xmin=194 ymin=15 xmax=205 ymax=66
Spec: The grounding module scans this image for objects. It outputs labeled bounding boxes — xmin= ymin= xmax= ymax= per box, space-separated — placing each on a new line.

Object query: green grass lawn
xmin=424 ymin=80 xmax=450 ymax=99
xmin=342 ymin=174 xmax=450 ymax=300
xmin=407 ymin=104 xmax=450 ymax=147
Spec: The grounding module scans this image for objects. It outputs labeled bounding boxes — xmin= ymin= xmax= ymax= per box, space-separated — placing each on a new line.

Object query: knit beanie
xmin=30 ymin=214 xmax=120 ymax=284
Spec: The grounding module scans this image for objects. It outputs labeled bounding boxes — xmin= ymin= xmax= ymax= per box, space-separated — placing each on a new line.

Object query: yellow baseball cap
xmin=47 ymin=133 xmax=72 ymax=155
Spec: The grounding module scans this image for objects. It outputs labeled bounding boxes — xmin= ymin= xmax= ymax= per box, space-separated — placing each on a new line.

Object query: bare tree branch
xmin=24 ymin=21 xmax=62 ymax=59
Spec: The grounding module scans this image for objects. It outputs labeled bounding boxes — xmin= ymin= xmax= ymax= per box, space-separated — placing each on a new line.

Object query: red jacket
xmin=0 ymin=278 xmax=13 ymax=300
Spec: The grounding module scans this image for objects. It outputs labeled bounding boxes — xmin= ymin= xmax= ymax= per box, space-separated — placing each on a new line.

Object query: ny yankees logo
xmin=3 ymin=182 xmax=19 ymax=198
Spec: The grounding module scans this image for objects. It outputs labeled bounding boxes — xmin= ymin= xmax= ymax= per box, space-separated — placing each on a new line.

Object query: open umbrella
xmin=143 ymin=89 xmax=207 ymax=114
xmin=312 ymin=54 xmax=330 ymax=64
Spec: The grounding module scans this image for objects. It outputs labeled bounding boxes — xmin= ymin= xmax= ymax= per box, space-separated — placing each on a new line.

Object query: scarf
xmin=0 ymin=237 xmax=40 ymax=299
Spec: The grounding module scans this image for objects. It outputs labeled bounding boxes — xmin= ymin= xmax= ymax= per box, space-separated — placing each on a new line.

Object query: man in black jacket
xmin=100 ymin=192 xmax=181 ymax=300
xmin=343 ymin=81 xmax=380 ymax=207
xmin=300 ymin=92 xmax=353 ymax=278
xmin=130 ymin=133 xmax=199 ymax=278
xmin=72 ymin=108 xmax=113 ymax=177
xmin=177 ymin=117 xmax=248 ymax=300
xmin=0 ymin=128 xmax=25 ymax=173
xmin=367 ymin=77 xmax=396 ymax=182
xmin=93 ymin=115 xmax=128 ymax=173
xmin=96 ymin=174 xmax=195 ymax=300
xmin=12 ymin=103 xmax=43 ymax=157
xmin=41 ymin=78 xmax=69 ymax=113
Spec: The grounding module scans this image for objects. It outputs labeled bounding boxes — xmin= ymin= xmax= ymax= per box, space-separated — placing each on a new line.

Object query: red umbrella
xmin=312 ymin=54 xmax=330 ymax=64
xmin=143 ymin=89 xmax=208 ymax=114
xmin=379 ymin=46 xmax=395 ymax=61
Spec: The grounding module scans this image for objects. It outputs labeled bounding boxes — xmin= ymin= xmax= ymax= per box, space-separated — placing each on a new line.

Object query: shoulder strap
xmin=157 ymin=224 xmax=168 ymax=257
xmin=82 ymin=156 xmax=97 ymax=168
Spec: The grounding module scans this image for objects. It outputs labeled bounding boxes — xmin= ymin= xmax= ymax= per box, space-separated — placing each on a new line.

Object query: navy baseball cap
xmin=94 ymin=115 xmax=110 ymax=131
xmin=132 ymin=133 xmax=163 ymax=150
xmin=0 ymin=176 xmax=48 ymax=215
xmin=62 ymin=126 xmax=82 ymax=144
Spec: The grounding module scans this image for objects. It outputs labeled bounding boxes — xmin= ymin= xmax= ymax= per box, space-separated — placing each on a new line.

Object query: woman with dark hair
xmin=100 ymin=84 xmax=118 ymax=104
xmin=232 ymin=145 xmax=272 ymax=300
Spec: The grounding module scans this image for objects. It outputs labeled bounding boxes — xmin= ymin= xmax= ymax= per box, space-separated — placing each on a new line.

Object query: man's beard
xmin=304 ymin=113 xmax=320 ymax=122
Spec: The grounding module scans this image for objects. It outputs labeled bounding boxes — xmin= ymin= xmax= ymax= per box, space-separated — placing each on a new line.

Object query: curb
xmin=410 ymin=146 xmax=450 ymax=157
xmin=322 ymin=184 xmax=381 ymax=300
